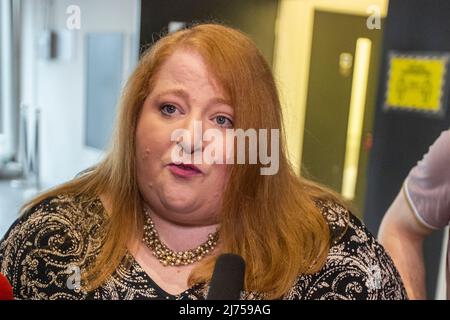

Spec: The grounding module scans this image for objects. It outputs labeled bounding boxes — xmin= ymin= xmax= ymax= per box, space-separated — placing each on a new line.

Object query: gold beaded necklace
xmin=142 ymin=207 xmax=219 ymax=267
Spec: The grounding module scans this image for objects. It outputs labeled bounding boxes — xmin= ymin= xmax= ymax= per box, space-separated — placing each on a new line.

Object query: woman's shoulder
xmin=314 ymin=198 xmax=384 ymax=248
xmin=0 ymin=193 xmax=106 ymax=299
xmin=285 ymin=199 xmax=408 ymax=300
xmin=314 ymin=198 xmax=350 ymax=245
xmin=1 ymin=193 xmax=106 ymax=249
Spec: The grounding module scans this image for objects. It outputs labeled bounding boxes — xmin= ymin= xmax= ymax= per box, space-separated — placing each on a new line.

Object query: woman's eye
xmin=214 ymin=115 xmax=233 ymax=128
xmin=160 ymin=104 xmax=178 ymax=116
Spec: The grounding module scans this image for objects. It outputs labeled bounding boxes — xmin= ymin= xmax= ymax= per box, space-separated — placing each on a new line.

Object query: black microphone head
xmin=207 ymin=253 xmax=246 ymax=300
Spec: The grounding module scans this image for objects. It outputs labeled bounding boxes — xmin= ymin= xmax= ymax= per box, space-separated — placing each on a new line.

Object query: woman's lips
xmin=168 ymin=163 xmax=203 ymax=178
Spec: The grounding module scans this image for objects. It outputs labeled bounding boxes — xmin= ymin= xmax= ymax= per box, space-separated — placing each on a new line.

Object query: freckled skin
xmin=142 ymin=148 xmax=151 ymax=161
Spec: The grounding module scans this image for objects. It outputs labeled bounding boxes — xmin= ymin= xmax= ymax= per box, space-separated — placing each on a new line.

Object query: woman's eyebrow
xmin=153 ymin=89 xmax=189 ymax=100
xmin=209 ymin=97 xmax=231 ymax=106
xmin=154 ymin=89 xmax=231 ymax=106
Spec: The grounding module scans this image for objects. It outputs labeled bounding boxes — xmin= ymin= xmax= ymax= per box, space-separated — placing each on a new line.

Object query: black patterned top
xmin=0 ymin=194 xmax=407 ymax=300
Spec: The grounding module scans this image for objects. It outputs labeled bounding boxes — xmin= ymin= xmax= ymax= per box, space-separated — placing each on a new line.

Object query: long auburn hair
xmin=22 ymin=23 xmax=345 ymax=299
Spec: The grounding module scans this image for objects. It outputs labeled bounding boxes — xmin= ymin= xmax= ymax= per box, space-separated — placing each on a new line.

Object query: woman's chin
xmin=162 ymin=201 xmax=197 ymax=214
xmin=160 ymin=189 xmax=199 ymax=213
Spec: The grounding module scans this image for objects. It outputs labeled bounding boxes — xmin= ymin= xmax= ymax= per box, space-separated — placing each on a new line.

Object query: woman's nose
xmin=178 ymin=117 xmax=204 ymax=154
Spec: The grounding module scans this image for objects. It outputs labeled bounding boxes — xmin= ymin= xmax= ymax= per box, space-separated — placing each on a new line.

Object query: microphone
xmin=0 ymin=273 xmax=14 ymax=300
xmin=207 ymin=253 xmax=245 ymax=300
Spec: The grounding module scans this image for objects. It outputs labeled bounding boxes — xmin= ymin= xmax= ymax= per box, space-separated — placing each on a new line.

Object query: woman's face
xmin=135 ymin=49 xmax=234 ymax=226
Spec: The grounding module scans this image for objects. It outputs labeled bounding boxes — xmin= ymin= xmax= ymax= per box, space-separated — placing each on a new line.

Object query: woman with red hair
xmin=0 ymin=23 xmax=406 ymax=300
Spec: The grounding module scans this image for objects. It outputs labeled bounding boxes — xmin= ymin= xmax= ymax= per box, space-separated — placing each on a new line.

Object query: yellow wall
xmin=273 ymin=0 xmax=388 ymax=175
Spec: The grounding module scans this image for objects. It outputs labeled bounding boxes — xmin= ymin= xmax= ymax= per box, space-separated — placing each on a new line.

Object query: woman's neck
xmin=146 ymin=209 xmax=219 ymax=253
xmin=100 ymin=193 xmax=219 ymax=253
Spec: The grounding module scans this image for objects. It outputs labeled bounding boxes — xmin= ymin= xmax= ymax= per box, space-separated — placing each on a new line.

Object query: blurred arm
xmin=378 ymin=187 xmax=434 ymax=300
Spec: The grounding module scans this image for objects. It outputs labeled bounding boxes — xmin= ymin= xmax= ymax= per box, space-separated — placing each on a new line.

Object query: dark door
xmin=302 ymin=10 xmax=383 ymax=217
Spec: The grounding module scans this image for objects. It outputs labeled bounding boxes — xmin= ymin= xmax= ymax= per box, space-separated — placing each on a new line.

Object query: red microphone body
xmin=0 ymin=272 xmax=14 ymax=300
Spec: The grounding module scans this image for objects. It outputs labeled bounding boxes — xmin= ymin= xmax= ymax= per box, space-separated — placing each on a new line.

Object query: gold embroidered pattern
xmin=0 ymin=194 xmax=407 ymax=300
